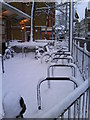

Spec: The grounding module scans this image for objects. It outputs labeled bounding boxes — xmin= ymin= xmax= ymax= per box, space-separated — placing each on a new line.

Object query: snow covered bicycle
xmin=39 ymin=41 xmax=63 ymax=63
xmin=3 ymin=47 xmax=15 ymax=60
xmin=35 ymin=42 xmax=54 ymax=60
xmin=41 ymin=46 xmax=69 ymax=64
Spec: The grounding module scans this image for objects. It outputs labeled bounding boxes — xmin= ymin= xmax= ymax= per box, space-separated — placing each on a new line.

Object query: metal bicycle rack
xmin=52 ymin=56 xmax=74 ymax=64
xmin=51 ymin=51 xmax=71 ymax=58
xmin=47 ymin=63 xmax=77 ymax=88
xmin=37 ymin=76 xmax=78 ymax=110
xmin=41 ymin=50 xmax=71 ymax=64
xmin=41 ymin=52 xmax=51 ymax=63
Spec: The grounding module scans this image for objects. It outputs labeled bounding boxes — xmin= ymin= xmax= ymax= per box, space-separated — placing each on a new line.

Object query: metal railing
xmin=72 ymin=38 xmax=90 ymax=81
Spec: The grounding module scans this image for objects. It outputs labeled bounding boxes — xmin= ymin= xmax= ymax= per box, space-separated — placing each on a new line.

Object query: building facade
xmin=2 ymin=2 xmax=55 ymax=42
xmin=74 ymin=2 xmax=90 ymax=39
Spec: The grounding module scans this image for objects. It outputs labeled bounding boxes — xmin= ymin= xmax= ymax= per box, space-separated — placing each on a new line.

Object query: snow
xmin=35 ymin=40 xmax=55 ymax=43
xmin=3 ymin=92 xmax=22 ymax=118
xmin=2 ymin=52 xmax=84 ymax=118
xmin=9 ymin=40 xmax=47 ymax=48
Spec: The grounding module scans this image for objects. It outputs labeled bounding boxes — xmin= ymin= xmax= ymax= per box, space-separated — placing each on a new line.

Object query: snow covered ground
xmin=2 ymin=52 xmax=84 ymax=118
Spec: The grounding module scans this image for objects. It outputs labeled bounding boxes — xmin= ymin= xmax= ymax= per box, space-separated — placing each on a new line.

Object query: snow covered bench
xmin=10 ymin=41 xmax=47 ymax=56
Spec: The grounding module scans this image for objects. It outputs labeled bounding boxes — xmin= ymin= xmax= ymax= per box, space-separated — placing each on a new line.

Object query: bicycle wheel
xmin=51 ymin=52 xmax=61 ymax=63
xmin=41 ymin=53 xmax=51 ymax=64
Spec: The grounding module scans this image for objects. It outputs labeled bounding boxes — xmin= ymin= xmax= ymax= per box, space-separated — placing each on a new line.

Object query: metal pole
xmin=88 ymin=56 xmax=90 ymax=120
xmin=45 ymin=9 xmax=49 ymax=40
xmin=69 ymin=0 xmax=73 ymax=53
xmin=30 ymin=0 xmax=34 ymax=42
xmin=0 ymin=2 xmax=3 ymax=119
xmin=65 ymin=3 xmax=67 ymax=32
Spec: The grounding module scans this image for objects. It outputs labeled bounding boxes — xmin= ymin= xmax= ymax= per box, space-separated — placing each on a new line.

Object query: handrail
xmin=73 ymin=37 xmax=90 ymax=42
xmin=37 ymin=80 xmax=88 ymax=118
xmin=73 ymin=38 xmax=90 ymax=81
xmin=73 ymin=42 xmax=90 ymax=57
xmin=37 ymin=76 xmax=79 ymax=110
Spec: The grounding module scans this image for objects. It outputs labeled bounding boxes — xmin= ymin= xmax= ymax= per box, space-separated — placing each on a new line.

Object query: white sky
xmin=76 ymin=1 xmax=88 ymax=21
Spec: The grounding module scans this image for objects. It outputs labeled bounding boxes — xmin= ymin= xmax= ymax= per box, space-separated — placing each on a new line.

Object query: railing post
xmin=74 ymin=40 xmax=76 ymax=59
xmin=77 ymin=41 xmax=80 ymax=47
xmin=82 ymin=43 xmax=86 ymax=77
xmin=74 ymin=101 xmax=76 ymax=119
xmin=84 ymin=43 xmax=87 ymax=51
xmin=74 ymin=40 xmax=77 ymax=63
xmin=88 ymin=56 xmax=90 ymax=120
xmin=83 ymin=43 xmax=87 ymax=80
xmin=72 ymin=39 xmax=74 ymax=57
xmin=68 ymin=108 xmax=71 ymax=118
xmin=76 ymin=41 xmax=79 ymax=65
xmin=82 ymin=94 xmax=85 ymax=118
